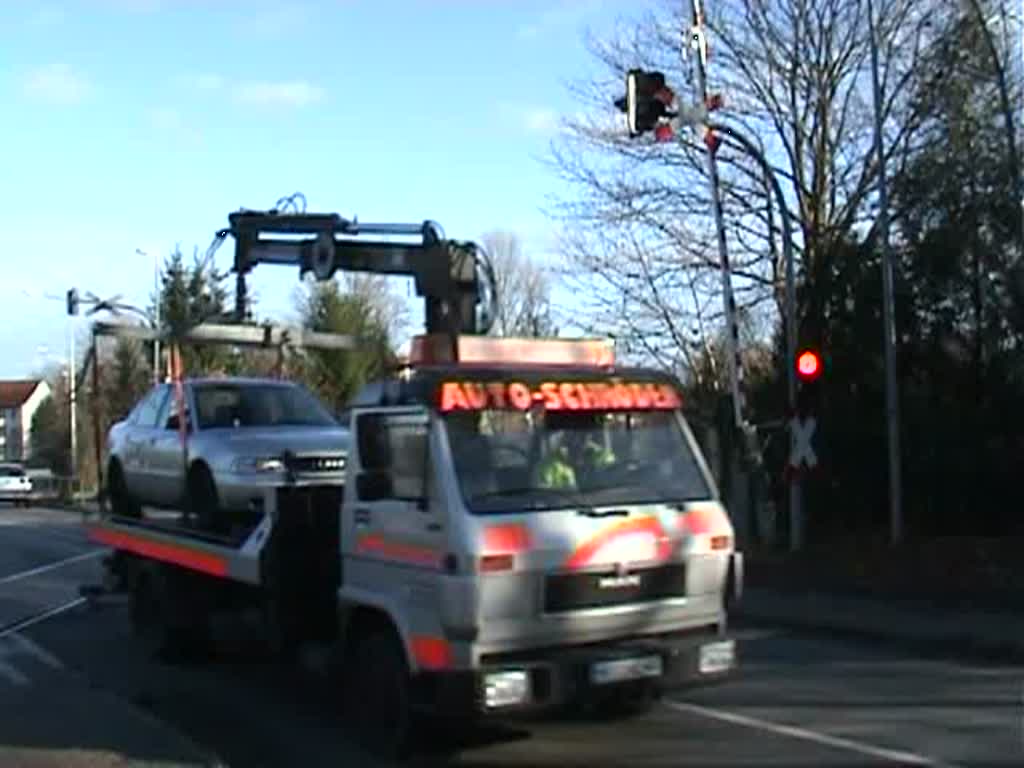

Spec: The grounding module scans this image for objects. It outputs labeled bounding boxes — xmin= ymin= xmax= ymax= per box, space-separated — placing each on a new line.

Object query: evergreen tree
xmin=292 ymin=277 xmax=397 ymax=412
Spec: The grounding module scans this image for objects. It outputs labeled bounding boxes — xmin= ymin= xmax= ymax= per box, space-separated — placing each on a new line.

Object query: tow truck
xmin=85 ymin=204 xmax=743 ymax=758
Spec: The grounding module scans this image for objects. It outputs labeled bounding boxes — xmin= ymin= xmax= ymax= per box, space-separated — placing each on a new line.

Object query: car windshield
xmin=0 ymin=465 xmax=25 ymax=477
xmin=194 ymin=383 xmax=338 ymax=429
xmin=444 ymin=407 xmax=711 ymax=514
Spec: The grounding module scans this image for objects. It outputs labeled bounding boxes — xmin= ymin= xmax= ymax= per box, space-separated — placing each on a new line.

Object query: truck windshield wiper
xmin=575 ymin=507 xmax=629 ymax=518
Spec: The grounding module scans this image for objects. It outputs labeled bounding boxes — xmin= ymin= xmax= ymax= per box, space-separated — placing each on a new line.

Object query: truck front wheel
xmin=342 ymin=626 xmax=413 ymax=758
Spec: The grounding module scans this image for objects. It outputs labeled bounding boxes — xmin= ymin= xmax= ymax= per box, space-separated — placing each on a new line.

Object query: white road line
xmin=5 ymin=632 xmax=64 ymax=670
xmin=0 ymin=597 xmax=87 ymax=640
xmin=663 ymin=700 xmax=966 ymax=768
xmin=736 ymin=628 xmax=787 ymax=641
xmin=0 ymin=659 xmax=30 ymax=686
xmin=0 ymin=549 xmax=104 ymax=586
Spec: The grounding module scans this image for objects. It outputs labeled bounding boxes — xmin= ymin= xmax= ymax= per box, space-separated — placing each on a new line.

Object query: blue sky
xmin=0 ymin=0 xmax=636 ymax=379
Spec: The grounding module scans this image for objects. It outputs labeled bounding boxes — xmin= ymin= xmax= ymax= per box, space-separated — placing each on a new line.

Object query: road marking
xmin=663 ymin=700 xmax=966 ymax=767
xmin=0 ymin=659 xmax=30 ymax=686
xmin=0 ymin=597 xmax=87 ymax=640
xmin=735 ymin=627 xmax=786 ymax=641
xmin=0 ymin=549 xmax=104 ymax=585
xmin=5 ymin=632 xmax=64 ymax=670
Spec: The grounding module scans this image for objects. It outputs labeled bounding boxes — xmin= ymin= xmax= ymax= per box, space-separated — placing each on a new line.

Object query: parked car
xmin=0 ymin=463 xmax=33 ymax=507
xmin=105 ymin=377 xmax=350 ymax=531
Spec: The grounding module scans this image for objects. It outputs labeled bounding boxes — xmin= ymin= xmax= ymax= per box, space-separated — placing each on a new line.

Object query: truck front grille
xmin=285 ymin=455 xmax=347 ymax=474
xmin=543 ymin=563 xmax=687 ymax=613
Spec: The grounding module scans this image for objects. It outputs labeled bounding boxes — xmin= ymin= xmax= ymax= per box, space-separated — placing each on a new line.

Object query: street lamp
xmin=867 ymin=0 xmax=904 ymax=546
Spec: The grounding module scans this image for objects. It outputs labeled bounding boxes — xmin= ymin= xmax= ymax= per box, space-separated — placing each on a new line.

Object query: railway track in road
xmin=0 ymin=595 xmax=90 ymax=640
xmin=0 ymin=507 xmax=108 ymax=687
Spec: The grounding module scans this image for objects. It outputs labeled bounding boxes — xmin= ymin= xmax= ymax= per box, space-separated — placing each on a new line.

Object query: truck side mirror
xmin=357 ymin=471 xmax=393 ymax=501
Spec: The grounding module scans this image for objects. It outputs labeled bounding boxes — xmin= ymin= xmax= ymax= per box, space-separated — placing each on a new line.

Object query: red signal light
xmin=796 ymin=349 xmax=822 ymax=382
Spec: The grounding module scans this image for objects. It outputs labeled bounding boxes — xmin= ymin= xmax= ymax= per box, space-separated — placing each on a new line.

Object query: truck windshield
xmin=194 ymin=383 xmax=338 ymax=429
xmin=443 ymin=408 xmax=711 ymax=514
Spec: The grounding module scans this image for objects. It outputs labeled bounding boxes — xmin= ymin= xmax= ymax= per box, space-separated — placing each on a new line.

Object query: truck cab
xmin=336 ymin=334 xmax=741 ymax=748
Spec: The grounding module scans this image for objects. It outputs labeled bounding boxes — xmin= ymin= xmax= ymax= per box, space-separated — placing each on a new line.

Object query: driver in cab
xmin=536 ymin=412 xmax=615 ymax=490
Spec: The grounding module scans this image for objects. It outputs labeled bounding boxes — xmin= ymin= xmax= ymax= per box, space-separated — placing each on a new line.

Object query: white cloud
xmin=233 ymin=80 xmax=325 ymax=108
xmin=517 ymin=0 xmax=605 ymax=40
xmin=102 ymin=0 xmax=163 ymax=11
xmin=20 ymin=63 xmax=93 ymax=105
xmin=498 ymin=101 xmax=562 ymax=135
xmin=195 ymin=73 xmax=225 ymax=91
xmin=524 ymin=108 xmax=560 ymax=134
xmin=146 ymin=107 xmax=202 ymax=145
xmin=233 ymin=4 xmax=312 ymax=38
xmin=173 ymin=72 xmax=326 ymax=108
xmin=26 ymin=6 xmax=66 ymax=26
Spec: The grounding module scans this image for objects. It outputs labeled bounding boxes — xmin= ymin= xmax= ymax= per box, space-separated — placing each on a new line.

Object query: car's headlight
xmin=231 ymin=456 xmax=286 ymax=473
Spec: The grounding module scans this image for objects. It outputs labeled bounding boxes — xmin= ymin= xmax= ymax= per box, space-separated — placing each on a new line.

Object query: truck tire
xmin=131 ymin=566 xmax=210 ymax=663
xmin=108 ymin=460 xmax=141 ymax=519
xmin=595 ymin=681 xmax=656 ymax=719
xmin=187 ymin=464 xmax=224 ymax=534
xmin=342 ymin=626 xmax=413 ymax=759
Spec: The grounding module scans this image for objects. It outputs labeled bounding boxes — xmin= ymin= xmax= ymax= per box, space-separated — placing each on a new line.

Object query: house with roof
xmin=0 ymin=380 xmax=52 ymax=462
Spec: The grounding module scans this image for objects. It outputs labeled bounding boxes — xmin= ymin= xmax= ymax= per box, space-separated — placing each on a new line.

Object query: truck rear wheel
xmin=187 ymin=464 xmax=224 ymax=534
xmin=342 ymin=627 xmax=413 ymax=759
xmin=108 ymin=460 xmax=141 ymax=519
xmin=131 ymin=566 xmax=210 ymax=663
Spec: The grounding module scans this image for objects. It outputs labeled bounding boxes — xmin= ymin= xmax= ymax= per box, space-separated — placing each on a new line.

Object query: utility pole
xmin=68 ymin=314 xmax=77 ymax=495
xmin=687 ymin=0 xmax=747 ymax=433
xmin=867 ymin=0 xmax=904 ymax=545
xmin=709 ymin=123 xmax=800 ymax=549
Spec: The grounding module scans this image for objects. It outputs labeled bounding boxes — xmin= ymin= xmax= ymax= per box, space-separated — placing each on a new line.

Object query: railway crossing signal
xmin=788 ymin=416 xmax=818 ymax=471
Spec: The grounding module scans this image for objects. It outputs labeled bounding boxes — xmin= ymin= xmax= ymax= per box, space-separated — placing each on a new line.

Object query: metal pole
xmin=710 ymin=123 xmax=801 ymax=550
xmin=154 ymin=253 xmax=161 ymax=384
xmin=867 ymin=0 xmax=903 ymax=545
xmin=688 ymin=0 xmax=745 ymax=432
xmin=68 ymin=316 xmax=77 ymax=496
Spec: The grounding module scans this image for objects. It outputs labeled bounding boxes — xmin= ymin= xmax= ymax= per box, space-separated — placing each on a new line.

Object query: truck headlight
xmin=231 ymin=456 xmax=285 ymax=473
xmin=484 ymin=670 xmax=530 ymax=709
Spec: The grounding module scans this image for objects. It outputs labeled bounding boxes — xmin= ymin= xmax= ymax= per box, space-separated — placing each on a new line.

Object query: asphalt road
xmin=1 ymin=505 xmax=1021 ymax=767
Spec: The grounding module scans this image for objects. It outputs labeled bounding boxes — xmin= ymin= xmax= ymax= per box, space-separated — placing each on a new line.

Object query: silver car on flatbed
xmin=105 ymin=377 xmax=349 ymax=532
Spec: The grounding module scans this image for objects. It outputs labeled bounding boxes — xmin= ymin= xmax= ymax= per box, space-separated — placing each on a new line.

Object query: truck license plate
xmin=590 ymin=655 xmax=663 ymax=685
xmin=699 ymin=640 xmax=735 ymax=674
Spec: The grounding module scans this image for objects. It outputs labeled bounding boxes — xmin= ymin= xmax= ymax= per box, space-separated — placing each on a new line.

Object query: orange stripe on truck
xmin=410 ymin=635 xmax=452 ymax=670
xmin=88 ymin=526 xmax=229 ymax=578
xmin=354 ymin=534 xmax=440 ymax=568
xmin=564 ymin=515 xmax=673 ymax=570
xmin=482 ymin=523 xmax=532 ymax=554
xmin=678 ymin=503 xmax=731 ymax=536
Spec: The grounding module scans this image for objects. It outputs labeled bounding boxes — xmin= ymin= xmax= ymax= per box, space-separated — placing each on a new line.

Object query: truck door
xmin=346 ymin=408 xmax=446 ymax=613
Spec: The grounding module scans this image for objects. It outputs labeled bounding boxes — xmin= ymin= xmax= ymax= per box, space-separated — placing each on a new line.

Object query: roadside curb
xmin=733 ymin=589 xmax=1024 ymax=664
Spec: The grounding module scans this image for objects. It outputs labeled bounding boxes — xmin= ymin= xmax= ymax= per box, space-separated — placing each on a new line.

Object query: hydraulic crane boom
xmin=223 ymin=209 xmax=496 ymax=336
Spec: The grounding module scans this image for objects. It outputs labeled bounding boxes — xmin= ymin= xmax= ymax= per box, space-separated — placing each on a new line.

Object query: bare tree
xmin=480 ymin=230 xmax=556 ymax=337
xmin=545 ymin=0 xmax=944 ymax=373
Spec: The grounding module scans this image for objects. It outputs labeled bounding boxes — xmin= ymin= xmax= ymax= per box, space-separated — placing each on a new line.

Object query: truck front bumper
xmin=414 ymin=628 xmax=738 ymax=719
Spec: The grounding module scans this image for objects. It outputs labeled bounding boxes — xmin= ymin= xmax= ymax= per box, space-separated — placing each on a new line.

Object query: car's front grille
xmin=543 ymin=563 xmax=687 ymax=613
xmin=285 ymin=455 xmax=347 ymax=474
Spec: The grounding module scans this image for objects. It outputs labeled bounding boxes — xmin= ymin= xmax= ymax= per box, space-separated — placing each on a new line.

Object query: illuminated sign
xmin=438 ymin=380 xmax=682 ymax=413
